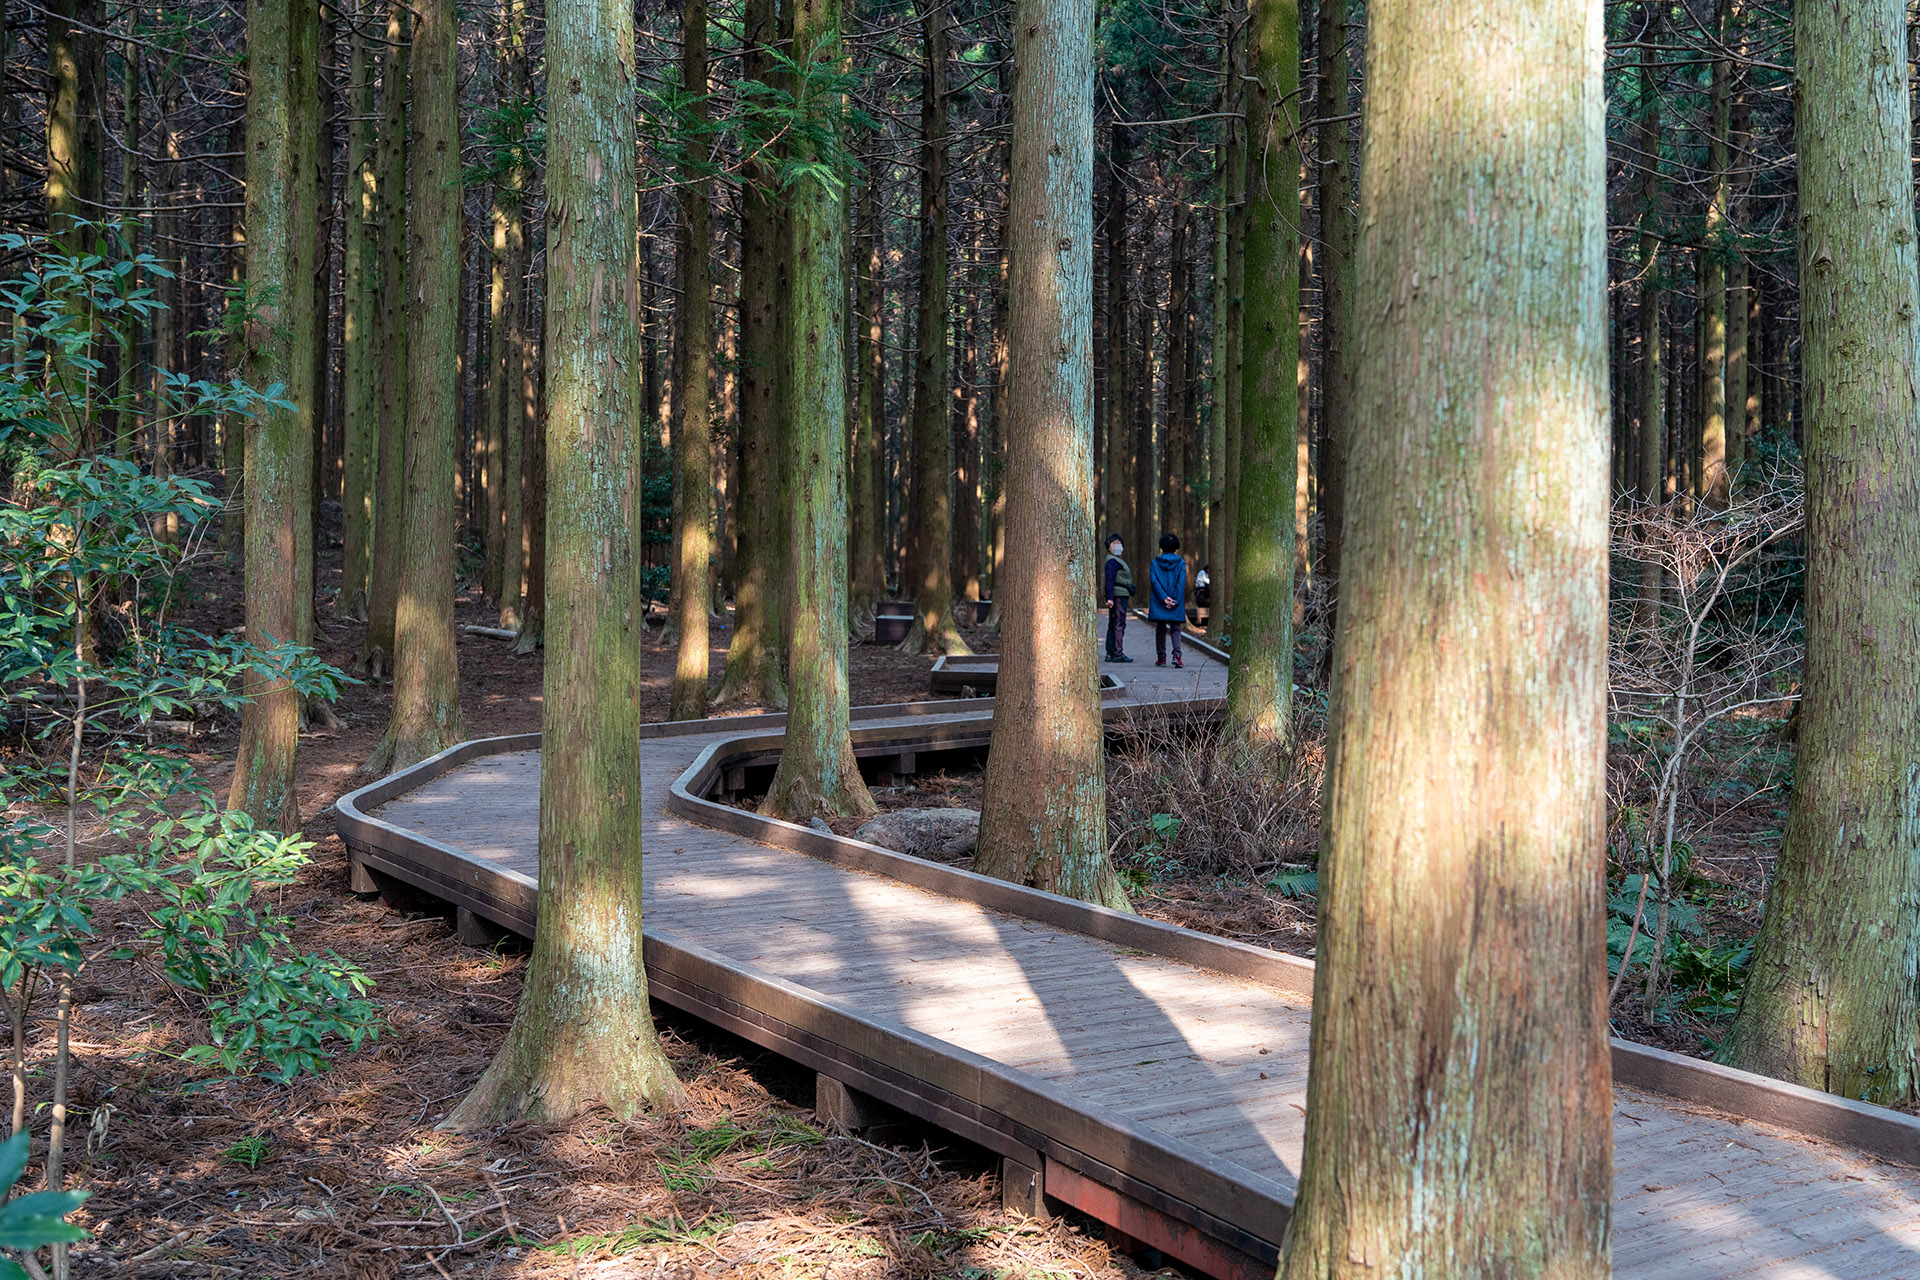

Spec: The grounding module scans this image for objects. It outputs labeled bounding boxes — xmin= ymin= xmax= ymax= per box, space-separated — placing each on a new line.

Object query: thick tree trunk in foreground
xmin=373 ymin=0 xmax=462 ymax=773
xmin=230 ymin=0 xmax=319 ymax=832
xmin=361 ymin=9 xmax=409 ymax=675
xmin=1277 ymin=0 xmax=1613 ymax=1273
xmin=669 ymin=0 xmax=714 ymax=722
xmin=974 ymin=0 xmax=1127 ymax=912
xmin=903 ymin=2 xmax=969 ymax=655
xmin=1223 ymin=0 xmax=1298 ymax=754
xmin=449 ymin=0 xmax=684 ymax=1126
xmin=1718 ymin=0 xmax=1920 ymax=1108
xmin=760 ymin=0 xmax=877 ymax=823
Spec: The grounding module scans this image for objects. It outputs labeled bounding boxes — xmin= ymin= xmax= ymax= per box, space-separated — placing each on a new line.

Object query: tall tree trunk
xmin=1103 ymin=125 xmax=1130 ymax=544
xmin=850 ymin=161 xmax=887 ymax=620
xmin=302 ymin=8 xmax=334 ymax=713
xmin=497 ymin=0 xmax=530 ymax=630
xmin=372 ymin=0 xmax=462 ymax=773
xmin=760 ymin=0 xmax=877 ymax=823
xmin=449 ymin=0 xmax=685 ymax=1125
xmin=152 ymin=108 xmax=180 ymax=542
xmin=1216 ymin=77 xmax=1247 ymax=641
xmin=1699 ymin=0 xmax=1732 ymax=507
xmin=953 ymin=274 xmax=983 ymax=603
xmin=45 ymin=0 xmax=92 ymax=255
xmin=1165 ymin=197 xmax=1189 ymax=556
xmin=116 ymin=45 xmax=140 ymax=459
xmin=1635 ymin=1 xmax=1664 ymax=625
xmin=1129 ymin=293 xmax=1153 ymax=583
xmin=669 ymin=0 xmax=714 ymax=721
xmin=1276 ymin=0 xmax=1614 ymax=1270
xmin=339 ymin=3 xmax=377 ymax=620
xmin=1718 ymin=0 xmax=1920 ymax=1108
xmin=1314 ymin=0 xmax=1353 ymax=661
xmin=482 ymin=191 xmax=508 ymax=604
xmin=230 ymin=0 xmax=319 ymax=831
xmin=713 ymin=0 xmax=788 ymax=707
xmin=974 ymin=0 xmax=1127 ymax=912
xmin=514 ymin=314 xmax=548 ymax=654
xmin=903 ymin=1 xmax=968 ymax=654
xmin=1223 ymin=0 xmax=1298 ymax=753
xmin=362 ymin=5 xmax=410 ymax=674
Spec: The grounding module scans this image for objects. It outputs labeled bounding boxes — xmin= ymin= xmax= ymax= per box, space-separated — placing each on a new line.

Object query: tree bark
xmin=1314 ymin=0 xmax=1353 ymax=660
xmin=760 ymin=0 xmax=877 ymax=823
xmin=1276 ymin=0 xmax=1614 ymax=1270
xmin=1635 ymin=1 xmax=1664 ymax=626
xmin=230 ymin=0 xmax=320 ymax=831
xmin=338 ymin=3 xmax=377 ymax=620
xmin=973 ymin=0 xmax=1127 ymax=912
xmin=373 ymin=0 xmax=462 ymax=773
xmin=669 ymin=0 xmax=714 ymax=721
xmin=1717 ymin=0 xmax=1920 ymax=1109
xmin=1699 ymin=0 xmax=1732 ymax=507
xmin=713 ymin=0 xmax=789 ymax=708
xmin=1165 ymin=197 xmax=1189 ymax=555
xmin=850 ymin=158 xmax=887 ymax=620
xmin=1223 ymin=0 xmax=1298 ymax=753
xmin=361 ymin=5 xmax=409 ymax=674
xmin=903 ymin=1 xmax=969 ymax=654
xmin=449 ymin=0 xmax=684 ymax=1125
xmin=497 ymin=0 xmax=530 ymax=631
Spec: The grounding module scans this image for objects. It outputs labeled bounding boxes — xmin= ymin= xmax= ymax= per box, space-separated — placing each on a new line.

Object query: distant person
xmin=1147 ymin=533 xmax=1188 ymax=668
xmin=1103 ymin=534 xmax=1134 ymax=662
xmin=1194 ymin=564 xmax=1211 ymax=610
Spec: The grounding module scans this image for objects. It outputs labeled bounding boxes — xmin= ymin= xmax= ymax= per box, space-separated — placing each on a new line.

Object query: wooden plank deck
xmin=337 ymin=619 xmax=1920 ymax=1278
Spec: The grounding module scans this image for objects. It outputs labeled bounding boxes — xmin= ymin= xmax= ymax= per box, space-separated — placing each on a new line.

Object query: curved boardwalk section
xmin=337 ymin=622 xmax=1920 ymax=1279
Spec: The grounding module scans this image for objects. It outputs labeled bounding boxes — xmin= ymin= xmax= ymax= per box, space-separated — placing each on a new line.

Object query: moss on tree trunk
xmin=374 ymin=0 xmax=463 ymax=773
xmin=1717 ymin=0 xmax=1920 ymax=1108
xmin=229 ymin=0 xmax=318 ymax=833
xmin=759 ymin=0 xmax=876 ymax=824
xmin=1222 ymin=0 xmax=1298 ymax=755
xmin=449 ymin=0 xmax=684 ymax=1127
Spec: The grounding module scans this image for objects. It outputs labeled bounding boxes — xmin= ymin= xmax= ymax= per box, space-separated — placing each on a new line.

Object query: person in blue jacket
xmin=1146 ymin=533 xmax=1188 ymax=668
xmin=1102 ymin=534 xmax=1134 ymax=662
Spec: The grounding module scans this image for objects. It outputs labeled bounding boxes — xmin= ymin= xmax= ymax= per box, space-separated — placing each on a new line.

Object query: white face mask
xmin=1110 ymin=544 xmax=1123 ymax=555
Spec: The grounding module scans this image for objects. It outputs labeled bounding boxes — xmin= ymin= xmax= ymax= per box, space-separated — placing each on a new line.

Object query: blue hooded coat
xmin=1146 ymin=554 xmax=1187 ymax=622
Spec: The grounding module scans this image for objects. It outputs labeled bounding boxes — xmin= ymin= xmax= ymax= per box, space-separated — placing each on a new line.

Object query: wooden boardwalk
xmin=337 ymin=619 xmax=1920 ymax=1279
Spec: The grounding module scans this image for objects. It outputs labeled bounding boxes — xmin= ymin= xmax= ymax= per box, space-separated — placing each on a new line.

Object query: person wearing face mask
xmin=1102 ymin=534 xmax=1134 ymax=662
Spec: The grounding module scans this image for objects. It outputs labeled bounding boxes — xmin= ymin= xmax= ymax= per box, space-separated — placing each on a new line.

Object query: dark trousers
xmin=1106 ymin=599 xmax=1128 ymax=656
xmin=1155 ymin=621 xmax=1183 ymax=663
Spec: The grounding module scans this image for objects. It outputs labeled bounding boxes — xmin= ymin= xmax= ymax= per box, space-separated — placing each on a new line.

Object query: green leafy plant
xmin=222 ymin=1134 xmax=271 ymax=1170
xmin=0 ymin=1132 xmax=88 ymax=1280
xmin=0 ymin=232 xmax=379 ymax=1278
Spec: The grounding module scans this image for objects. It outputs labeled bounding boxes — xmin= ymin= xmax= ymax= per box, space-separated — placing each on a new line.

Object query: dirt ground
xmin=23 ymin=540 xmax=1150 ymax=1279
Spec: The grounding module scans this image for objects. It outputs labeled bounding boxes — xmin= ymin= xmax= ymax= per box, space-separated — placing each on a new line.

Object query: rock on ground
xmin=854 ymin=808 xmax=980 ymax=860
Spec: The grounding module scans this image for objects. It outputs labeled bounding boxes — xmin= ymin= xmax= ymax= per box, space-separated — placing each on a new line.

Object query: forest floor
xmin=29 ymin=538 xmax=1153 ymax=1280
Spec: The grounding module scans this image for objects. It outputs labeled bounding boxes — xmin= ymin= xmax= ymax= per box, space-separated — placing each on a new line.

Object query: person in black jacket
xmin=1102 ymin=534 xmax=1134 ymax=662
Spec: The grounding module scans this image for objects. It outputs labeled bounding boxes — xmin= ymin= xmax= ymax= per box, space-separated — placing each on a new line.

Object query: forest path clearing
xmin=340 ymin=618 xmax=1920 ymax=1279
